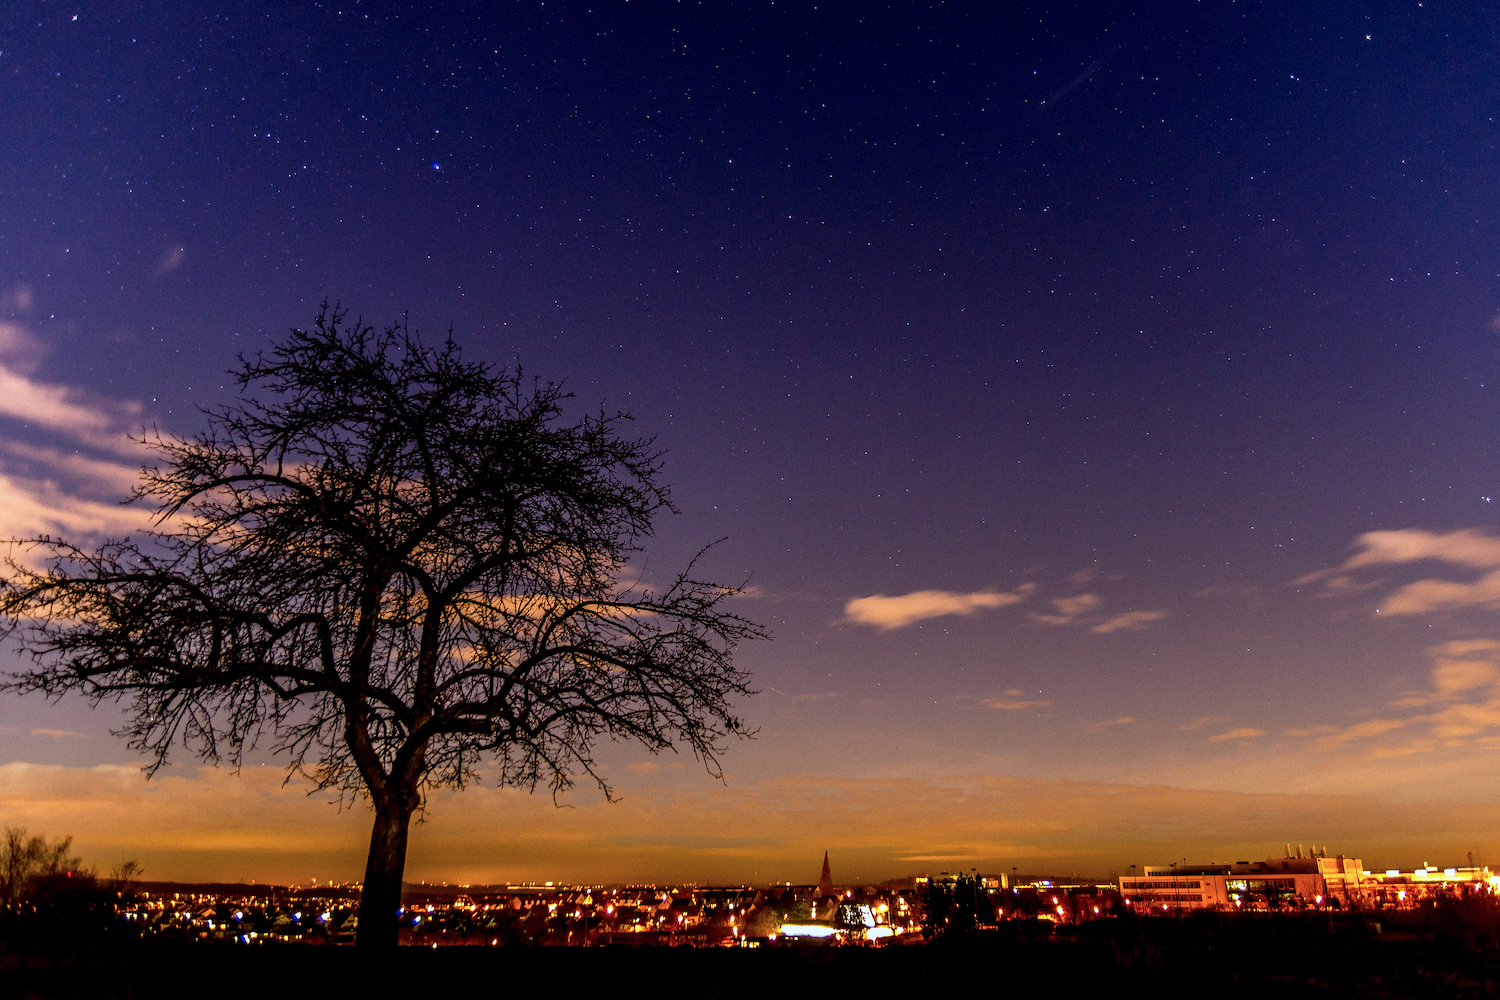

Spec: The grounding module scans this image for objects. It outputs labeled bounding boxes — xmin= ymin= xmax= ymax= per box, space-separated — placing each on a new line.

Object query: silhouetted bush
xmin=1434 ymin=890 xmax=1500 ymax=956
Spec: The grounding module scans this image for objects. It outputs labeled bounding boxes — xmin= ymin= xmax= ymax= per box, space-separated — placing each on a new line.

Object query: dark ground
xmin=4 ymin=911 xmax=1500 ymax=998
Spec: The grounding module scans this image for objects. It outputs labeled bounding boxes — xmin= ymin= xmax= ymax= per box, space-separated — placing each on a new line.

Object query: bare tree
xmin=107 ymin=860 xmax=145 ymax=898
xmin=0 ymin=307 xmax=763 ymax=949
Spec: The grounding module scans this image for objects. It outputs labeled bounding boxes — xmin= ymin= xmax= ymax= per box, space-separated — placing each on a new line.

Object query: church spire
xmin=817 ymin=851 xmax=834 ymax=897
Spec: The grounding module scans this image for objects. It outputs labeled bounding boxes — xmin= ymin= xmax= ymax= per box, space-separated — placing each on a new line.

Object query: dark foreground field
xmin=4 ymin=911 xmax=1500 ymax=999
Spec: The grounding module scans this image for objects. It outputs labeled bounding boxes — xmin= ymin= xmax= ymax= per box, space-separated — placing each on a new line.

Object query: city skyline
xmin=3 ymin=2 xmax=1500 ymax=884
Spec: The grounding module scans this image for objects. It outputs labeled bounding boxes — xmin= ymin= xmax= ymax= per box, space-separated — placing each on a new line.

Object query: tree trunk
xmin=355 ymin=787 xmax=418 ymax=951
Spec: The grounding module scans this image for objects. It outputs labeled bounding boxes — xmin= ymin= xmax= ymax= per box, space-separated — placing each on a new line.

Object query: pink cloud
xmin=1091 ymin=609 xmax=1166 ymax=634
xmin=1206 ymin=728 xmax=1265 ymax=743
xmin=844 ymin=584 xmax=1033 ymax=630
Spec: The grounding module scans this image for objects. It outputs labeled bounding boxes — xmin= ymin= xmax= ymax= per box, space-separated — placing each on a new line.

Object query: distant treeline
xmin=1 ymin=828 xmax=142 ymax=905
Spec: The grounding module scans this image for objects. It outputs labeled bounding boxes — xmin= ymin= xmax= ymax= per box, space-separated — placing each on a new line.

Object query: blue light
xmin=432 ymin=161 xmax=441 ymax=170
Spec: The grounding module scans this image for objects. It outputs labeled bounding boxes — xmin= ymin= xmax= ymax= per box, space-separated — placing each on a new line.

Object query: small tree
xmin=107 ymin=860 xmax=146 ymax=898
xmin=920 ymin=878 xmax=948 ymax=937
xmin=920 ymin=874 xmax=981 ymax=939
xmin=0 ymin=307 xmax=763 ymax=950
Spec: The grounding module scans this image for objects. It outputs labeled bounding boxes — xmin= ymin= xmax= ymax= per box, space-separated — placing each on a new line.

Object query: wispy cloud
xmin=1302 ymin=529 xmax=1500 ymax=615
xmin=1178 ymin=715 xmax=1226 ymax=732
xmin=0 ymin=285 xmax=34 ymax=314
xmin=0 ymin=471 xmax=152 ymax=541
xmin=1382 ymin=574 xmax=1500 ymax=615
xmin=1035 ymin=592 xmax=1101 ymax=625
xmin=1389 ymin=639 xmax=1500 ymax=708
xmin=1194 ymin=583 xmax=1262 ymax=598
xmin=0 ymin=440 xmax=144 ymax=496
xmin=1291 ymin=640 xmax=1500 ymax=756
xmin=1088 ymin=716 xmax=1134 ymax=732
xmin=1343 ymin=529 xmax=1500 ymax=571
xmin=1091 ymin=609 xmax=1166 ymax=634
xmin=0 ymin=364 xmax=143 ymax=457
xmin=1206 ymin=728 xmax=1265 ymax=743
xmin=844 ymin=584 xmax=1033 ymax=630
xmin=1409 ymin=640 xmax=1500 ymax=742
xmin=1030 ymin=590 xmax=1166 ymax=634
xmin=0 ymin=321 xmax=44 ymax=370
xmin=0 ymin=320 xmax=156 ymax=542
xmin=0 ymin=319 xmax=144 ymax=445
xmin=1052 ymin=593 xmax=1101 ymax=617
xmin=1307 ymin=718 xmax=1409 ymax=749
xmin=981 ymin=689 xmax=1051 ymax=711
xmin=29 ymin=729 xmax=82 ymax=738
xmin=155 ymin=246 xmax=186 ymax=277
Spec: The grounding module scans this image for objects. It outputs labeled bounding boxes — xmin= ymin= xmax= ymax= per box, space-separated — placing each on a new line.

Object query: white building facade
xmin=1119 ymin=848 xmax=1496 ymax=911
xmin=1120 ymin=851 xmax=1364 ymax=911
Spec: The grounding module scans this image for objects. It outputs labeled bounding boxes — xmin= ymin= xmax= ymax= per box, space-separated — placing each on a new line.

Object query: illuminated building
xmin=1119 ymin=846 xmax=1365 ymax=910
xmin=1359 ymin=865 xmax=1498 ymax=906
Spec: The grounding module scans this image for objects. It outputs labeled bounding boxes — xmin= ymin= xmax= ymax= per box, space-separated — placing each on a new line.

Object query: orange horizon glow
xmin=3 ymin=761 xmax=1498 ymax=887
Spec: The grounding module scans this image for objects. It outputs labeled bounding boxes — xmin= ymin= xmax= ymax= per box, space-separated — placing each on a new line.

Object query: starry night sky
xmin=3 ymin=2 xmax=1500 ymax=884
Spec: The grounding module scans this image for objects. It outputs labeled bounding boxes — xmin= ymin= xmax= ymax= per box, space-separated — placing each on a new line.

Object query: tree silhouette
xmin=0 ymin=307 xmax=763 ymax=949
xmin=1 ymin=828 xmax=86 ymax=904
